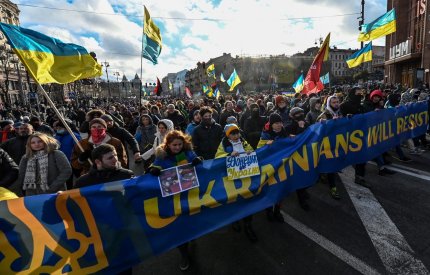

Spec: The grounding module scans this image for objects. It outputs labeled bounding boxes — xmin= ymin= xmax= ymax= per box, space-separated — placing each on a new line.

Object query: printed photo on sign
xmin=178 ymin=164 xmax=199 ymax=191
xmin=226 ymin=152 xmax=260 ymax=180
xmin=159 ymin=167 xmax=181 ymax=197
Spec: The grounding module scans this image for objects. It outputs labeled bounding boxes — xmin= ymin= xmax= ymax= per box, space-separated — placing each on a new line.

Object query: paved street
xmin=131 ymin=149 xmax=430 ymax=275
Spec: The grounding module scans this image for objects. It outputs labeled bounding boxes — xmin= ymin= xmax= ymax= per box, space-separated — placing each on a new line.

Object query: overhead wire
xmin=16 ymin=3 xmax=360 ymax=22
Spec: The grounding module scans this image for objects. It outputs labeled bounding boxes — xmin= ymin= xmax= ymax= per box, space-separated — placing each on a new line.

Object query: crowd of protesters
xmin=0 ymin=84 xmax=429 ymax=272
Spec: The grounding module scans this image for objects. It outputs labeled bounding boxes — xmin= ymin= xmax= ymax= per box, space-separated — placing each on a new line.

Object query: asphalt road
xmin=130 ymin=148 xmax=430 ymax=275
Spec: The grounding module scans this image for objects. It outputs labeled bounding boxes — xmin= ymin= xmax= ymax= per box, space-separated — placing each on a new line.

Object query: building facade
xmin=385 ymin=0 xmax=429 ymax=87
xmin=0 ymin=0 xmax=35 ymax=106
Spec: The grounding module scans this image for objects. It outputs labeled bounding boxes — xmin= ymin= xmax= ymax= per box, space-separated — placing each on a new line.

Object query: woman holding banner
xmin=149 ymin=130 xmax=203 ymax=271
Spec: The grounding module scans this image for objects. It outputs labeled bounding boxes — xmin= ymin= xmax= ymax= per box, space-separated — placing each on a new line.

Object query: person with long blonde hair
xmin=16 ymin=132 xmax=72 ymax=196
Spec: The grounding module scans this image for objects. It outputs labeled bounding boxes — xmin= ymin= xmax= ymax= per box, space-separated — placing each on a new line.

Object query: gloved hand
xmin=192 ymin=156 xmax=203 ymax=166
xmin=78 ymin=150 xmax=92 ymax=162
xmin=149 ymin=167 xmax=161 ymax=176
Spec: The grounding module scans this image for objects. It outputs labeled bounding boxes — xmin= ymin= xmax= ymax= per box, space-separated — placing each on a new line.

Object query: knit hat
xmin=100 ymin=114 xmax=113 ymax=122
xmin=370 ymin=90 xmax=383 ymax=100
xmin=89 ymin=118 xmax=107 ymax=128
xmin=275 ymin=95 xmax=285 ymax=105
xmin=269 ymin=113 xmax=283 ymax=126
xmin=0 ymin=120 xmax=14 ymax=129
xmin=226 ymin=116 xmax=237 ymax=124
xmin=224 ymin=123 xmax=240 ymax=137
xmin=289 ymin=107 xmax=304 ymax=116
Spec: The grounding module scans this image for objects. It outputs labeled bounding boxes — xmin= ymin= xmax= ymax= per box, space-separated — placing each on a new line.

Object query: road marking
xmin=281 ymin=211 xmax=381 ymax=275
xmin=369 ymin=162 xmax=430 ymax=181
xmin=341 ymin=167 xmax=430 ymax=274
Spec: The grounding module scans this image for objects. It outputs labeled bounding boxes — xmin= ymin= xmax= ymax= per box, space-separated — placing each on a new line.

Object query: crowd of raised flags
xmin=0 ymin=6 xmax=398 ymax=124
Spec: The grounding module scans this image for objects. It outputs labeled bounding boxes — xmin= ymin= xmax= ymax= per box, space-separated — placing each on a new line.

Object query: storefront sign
xmin=389 ymin=40 xmax=411 ymax=60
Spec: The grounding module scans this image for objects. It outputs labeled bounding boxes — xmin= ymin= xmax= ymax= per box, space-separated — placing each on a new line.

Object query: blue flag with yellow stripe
xmin=142 ymin=6 xmax=162 ymax=65
xmin=0 ymin=23 xmax=102 ymax=84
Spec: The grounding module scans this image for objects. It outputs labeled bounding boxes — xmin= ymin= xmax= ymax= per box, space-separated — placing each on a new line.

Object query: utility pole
xmin=101 ymin=61 xmax=110 ymax=105
xmin=359 ymin=0 xmax=365 ymax=49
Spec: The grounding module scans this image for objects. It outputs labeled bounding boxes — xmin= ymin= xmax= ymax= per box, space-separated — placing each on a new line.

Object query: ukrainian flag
xmin=143 ymin=6 xmax=162 ymax=65
xmin=0 ymin=23 xmax=102 ymax=84
xmin=227 ymin=69 xmax=241 ymax=91
xmin=207 ymin=64 xmax=215 ymax=78
xmin=346 ymin=42 xmax=373 ymax=68
xmin=292 ymin=74 xmax=304 ymax=93
xmin=358 ymin=9 xmax=396 ymax=42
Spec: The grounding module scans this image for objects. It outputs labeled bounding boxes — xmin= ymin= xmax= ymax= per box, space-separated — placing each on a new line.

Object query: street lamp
xmin=113 ymin=71 xmax=120 ymax=99
xmin=101 ymin=61 xmax=110 ymax=104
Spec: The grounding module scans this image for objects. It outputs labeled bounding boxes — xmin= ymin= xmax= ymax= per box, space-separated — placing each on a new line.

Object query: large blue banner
xmin=0 ymin=102 xmax=428 ymax=274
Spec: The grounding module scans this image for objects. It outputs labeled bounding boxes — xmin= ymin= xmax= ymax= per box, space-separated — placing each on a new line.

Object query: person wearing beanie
xmin=257 ymin=113 xmax=288 ymax=222
xmin=101 ymin=114 xmax=141 ymax=166
xmin=226 ymin=116 xmax=238 ymax=125
xmin=185 ymin=110 xmax=201 ymax=136
xmin=305 ymin=97 xmax=322 ymax=125
xmin=71 ymin=118 xmax=127 ymax=176
xmin=0 ymin=120 xmax=15 ymax=143
xmin=215 ymin=124 xmax=256 ymax=241
xmin=274 ymin=95 xmax=290 ymax=127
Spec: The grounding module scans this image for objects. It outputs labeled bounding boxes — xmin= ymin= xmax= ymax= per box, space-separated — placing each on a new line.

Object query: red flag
xmin=185 ymin=87 xmax=192 ymax=98
xmin=153 ymin=77 xmax=162 ymax=96
xmin=302 ymin=33 xmax=330 ymax=95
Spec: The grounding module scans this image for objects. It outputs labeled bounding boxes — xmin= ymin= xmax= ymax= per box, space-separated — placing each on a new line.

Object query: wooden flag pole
xmin=36 ymin=82 xmax=92 ymax=165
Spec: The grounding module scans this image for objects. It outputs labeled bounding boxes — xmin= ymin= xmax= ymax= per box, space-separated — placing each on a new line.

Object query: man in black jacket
xmin=0 ymin=148 xmax=19 ymax=188
xmin=74 ymin=144 xmax=134 ymax=188
xmin=101 ymin=114 xmax=142 ymax=165
xmin=192 ymin=107 xmax=223 ymax=160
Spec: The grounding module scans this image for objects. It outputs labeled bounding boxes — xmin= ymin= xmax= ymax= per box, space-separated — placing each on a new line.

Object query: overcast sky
xmin=15 ymin=0 xmax=386 ymax=83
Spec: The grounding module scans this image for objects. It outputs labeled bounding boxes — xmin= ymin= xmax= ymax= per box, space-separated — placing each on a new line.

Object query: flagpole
xmin=36 ymin=82 xmax=92 ymax=164
xmin=139 ymin=3 xmax=144 ymax=106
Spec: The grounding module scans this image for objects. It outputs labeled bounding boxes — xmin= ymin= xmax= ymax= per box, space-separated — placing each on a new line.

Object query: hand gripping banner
xmin=0 ymin=102 xmax=428 ymax=274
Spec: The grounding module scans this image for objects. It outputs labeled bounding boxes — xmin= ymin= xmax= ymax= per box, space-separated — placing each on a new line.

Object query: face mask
xmin=294 ymin=114 xmax=305 ymax=121
xmin=91 ymin=128 xmax=107 ymax=144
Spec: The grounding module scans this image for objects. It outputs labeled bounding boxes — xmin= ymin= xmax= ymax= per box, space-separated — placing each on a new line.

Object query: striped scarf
xmin=23 ymin=151 xmax=49 ymax=192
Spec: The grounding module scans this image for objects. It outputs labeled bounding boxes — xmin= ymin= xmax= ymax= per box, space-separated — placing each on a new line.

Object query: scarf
xmin=23 ymin=151 xmax=49 ymax=192
xmin=1 ymin=130 xmax=9 ymax=143
xmin=91 ymin=128 xmax=107 ymax=145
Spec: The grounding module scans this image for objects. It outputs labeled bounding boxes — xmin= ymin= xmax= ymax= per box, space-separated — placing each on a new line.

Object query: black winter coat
xmin=74 ymin=167 xmax=134 ymax=188
xmin=107 ymin=125 xmax=140 ymax=154
xmin=0 ymin=148 xmax=19 ymax=188
xmin=0 ymin=135 xmax=29 ymax=164
xmin=192 ymin=120 xmax=223 ymax=160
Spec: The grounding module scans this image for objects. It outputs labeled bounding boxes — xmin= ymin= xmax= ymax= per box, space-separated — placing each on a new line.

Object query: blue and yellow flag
xmin=292 ymin=74 xmax=304 ymax=93
xmin=346 ymin=42 xmax=373 ymax=68
xmin=220 ymin=72 xmax=226 ymax=82
xmin=358 ymin=9 xmax=396 ymax=42
xmin=213 ymin=87 xmax=220 ymax=99
xmin=227 ymin=69 xmax=241 ymax=91
xmin=143 ymin=6 xmax=162 ymax=65
xmin=320 ymin=72 xmax=330 ymax=85
xmin=207 ymin=64 xmax=215 ymax=79
xmin=0 ymin=23 xmax=102 ymax=84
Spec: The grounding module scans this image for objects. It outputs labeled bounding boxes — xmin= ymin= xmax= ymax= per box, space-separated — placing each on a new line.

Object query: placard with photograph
xmin=158 ymin=164 xmax=200 ymax=197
